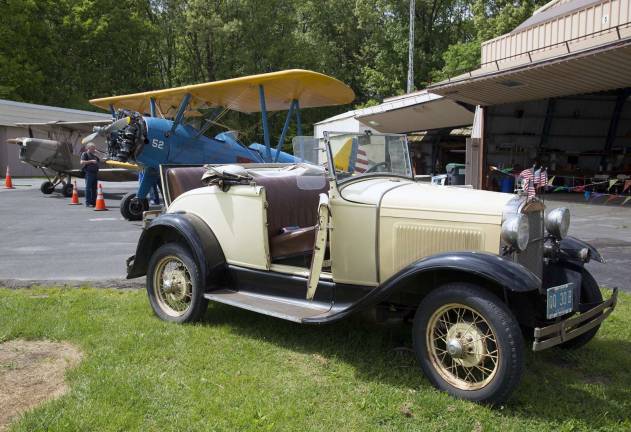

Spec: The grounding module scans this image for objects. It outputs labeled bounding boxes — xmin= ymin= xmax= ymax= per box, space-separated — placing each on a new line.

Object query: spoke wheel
xmin=153 ymin=256 xmax=193 ymax=317
xmin=413 ymin=282 xmax=524 ymax=405
xmin=427 ymin=303 xmax=500 ymax=391
xmin=146 ymin=243 xmax=208 ymax=323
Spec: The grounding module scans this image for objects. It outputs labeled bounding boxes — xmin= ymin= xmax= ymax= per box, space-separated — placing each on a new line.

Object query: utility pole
xmin=407 ymin=0 xmax=415 ymax=94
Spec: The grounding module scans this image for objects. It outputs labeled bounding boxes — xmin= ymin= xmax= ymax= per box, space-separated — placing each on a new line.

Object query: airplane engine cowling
xmin=107 ymin=110 xmax=146 ymax=162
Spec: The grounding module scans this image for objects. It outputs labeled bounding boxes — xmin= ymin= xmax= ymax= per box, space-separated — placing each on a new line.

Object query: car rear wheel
xmin=413 ymin=283 xmax=524 ymax=405
xmin=146 ymin=243 xmax=208 ymax=323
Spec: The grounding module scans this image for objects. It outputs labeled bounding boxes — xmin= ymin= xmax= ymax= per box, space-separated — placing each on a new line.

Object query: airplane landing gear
xmin=39 ymin=169 xmax=72 ymax=196
xmin=40 ymin=181 xmax=55 ymax=194
xmin=62 ymin=183 xmax=74 ymax=198
xmin=121 ymin=192 xmax=148 ymax=221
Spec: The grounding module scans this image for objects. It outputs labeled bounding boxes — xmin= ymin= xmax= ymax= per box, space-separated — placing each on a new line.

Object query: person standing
xmin=80 ymin=143 xmax=100 ymax=207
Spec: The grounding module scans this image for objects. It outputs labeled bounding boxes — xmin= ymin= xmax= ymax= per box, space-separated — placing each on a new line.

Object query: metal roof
xmin=315 ymin=90 xmax=474 ymax=134
xmin=354 ymin=93 xmax=474 ymax=133
xmin=429 ymin=38 xmax=631 ymax=106
xmin=512 ymin=0 xmax=600 ymax=33
xmin=0 ymin=99 xmax=110 ymax=127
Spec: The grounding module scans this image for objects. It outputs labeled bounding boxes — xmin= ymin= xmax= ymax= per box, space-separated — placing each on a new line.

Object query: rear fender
xmin=127 ymin=213 xmax=226 ymax=286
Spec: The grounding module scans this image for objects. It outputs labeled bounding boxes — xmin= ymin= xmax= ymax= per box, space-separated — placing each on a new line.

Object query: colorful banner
xmin=609 ymin=179 xmax=619 ymax=190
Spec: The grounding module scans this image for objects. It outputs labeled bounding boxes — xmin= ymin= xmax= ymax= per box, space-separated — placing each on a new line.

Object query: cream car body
xmin=128 ymin=132 xmax=617 ymax=405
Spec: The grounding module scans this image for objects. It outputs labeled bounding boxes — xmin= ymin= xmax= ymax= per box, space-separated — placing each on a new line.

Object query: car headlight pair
xmin=502 ymin=207 xmax=570 ymax=252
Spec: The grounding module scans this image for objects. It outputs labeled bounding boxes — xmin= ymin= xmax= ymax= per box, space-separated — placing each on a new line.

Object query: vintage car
xmin=127 ymin=132 xmax=617 ymax=404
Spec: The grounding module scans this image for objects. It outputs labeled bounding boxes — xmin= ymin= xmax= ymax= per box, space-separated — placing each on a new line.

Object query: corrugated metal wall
xmin=485 ymin=93 xmax=631 ymax=172
xmin=482 ymin=0 xmax=631 ymax=66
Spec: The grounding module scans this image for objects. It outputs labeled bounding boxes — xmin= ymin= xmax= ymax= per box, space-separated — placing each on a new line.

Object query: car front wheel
xmin=413 ymin=282 xmax=524 ymax=405
xmin=147 ymin=243 xmax=208 ymax=323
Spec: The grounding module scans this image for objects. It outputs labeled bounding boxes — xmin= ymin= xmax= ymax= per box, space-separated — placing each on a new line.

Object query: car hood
xmin=340 ymin=178 xmax=515 ymax=225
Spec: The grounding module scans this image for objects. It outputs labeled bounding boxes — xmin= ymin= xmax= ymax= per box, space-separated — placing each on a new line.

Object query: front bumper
xmin=532 ymin=288 xmax=618 ymax=351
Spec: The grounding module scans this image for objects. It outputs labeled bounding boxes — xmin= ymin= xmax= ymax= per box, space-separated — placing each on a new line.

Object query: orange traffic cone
xmin=69 ymin=180 xmax=80 ymax=205
xmin=4 ymin=166 xmax=15 ymax=189
xmin=94 ymin=183 xmax=108 ymax=211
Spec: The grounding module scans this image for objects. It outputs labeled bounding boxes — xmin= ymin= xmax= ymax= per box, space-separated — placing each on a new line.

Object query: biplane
xmin=7 ymin=120 xmax=138 ymax=196
xmin=85 ymin=69 xmax=355 ymax=220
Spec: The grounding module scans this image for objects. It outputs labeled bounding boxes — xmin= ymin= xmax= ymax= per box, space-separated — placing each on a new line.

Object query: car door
xmin=306 ymin=193 xmax=330 ymax=300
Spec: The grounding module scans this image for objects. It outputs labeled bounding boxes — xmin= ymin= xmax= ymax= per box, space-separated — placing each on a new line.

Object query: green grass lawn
xmin=1 ymin=287 xmax=630 ymax=432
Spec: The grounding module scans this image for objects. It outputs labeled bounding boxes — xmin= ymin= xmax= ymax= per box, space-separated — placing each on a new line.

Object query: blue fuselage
xmin=137 ymin=117 xmax=265 ymax=169
xmin=131 ymin=117 xmax=298 ymax=201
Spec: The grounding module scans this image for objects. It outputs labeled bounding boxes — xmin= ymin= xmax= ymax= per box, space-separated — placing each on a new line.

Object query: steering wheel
xmin=365 ymin=162 xmax=390 ymax=173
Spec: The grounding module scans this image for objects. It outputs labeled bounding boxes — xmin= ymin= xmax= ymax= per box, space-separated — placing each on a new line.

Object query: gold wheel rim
xmin=153 ymin=256 xmax=193 ymax=317
xmin=426 ymin=303 xmax=500 ymax=391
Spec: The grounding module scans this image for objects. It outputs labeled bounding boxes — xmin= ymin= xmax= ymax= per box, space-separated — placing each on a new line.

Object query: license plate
xmin=546 ymin=283 xmax=574 ymax=319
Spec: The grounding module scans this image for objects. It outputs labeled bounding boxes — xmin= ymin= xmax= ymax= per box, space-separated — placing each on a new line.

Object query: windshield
xmin=324 ymin=133 xmax=413 ymax=183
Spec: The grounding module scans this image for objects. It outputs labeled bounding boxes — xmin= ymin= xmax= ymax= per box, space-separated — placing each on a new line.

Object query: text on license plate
xmin=547 ymin=283 xmax=574 ymax=319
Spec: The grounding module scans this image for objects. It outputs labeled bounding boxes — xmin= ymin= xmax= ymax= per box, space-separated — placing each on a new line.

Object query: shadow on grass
xmin=200 ymin=302 xmax=631 ymax=425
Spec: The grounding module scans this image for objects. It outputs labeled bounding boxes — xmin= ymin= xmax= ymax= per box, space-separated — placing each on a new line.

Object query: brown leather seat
xmin=165 ymin=167 xmax=207 ymax=201
xmin=165 ymin=166 xmax=328 ymax=260
xmin=269 ymin=226 xmax=318 ymax=260
xmin=254 ymin=175 xmax=328 ymax=260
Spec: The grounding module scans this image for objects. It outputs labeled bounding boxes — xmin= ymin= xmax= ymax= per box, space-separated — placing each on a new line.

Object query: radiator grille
xmin=393 ymin=224 xmax=483 ymax=271
xmin=516 ymin=210 xmax=544 ymax=279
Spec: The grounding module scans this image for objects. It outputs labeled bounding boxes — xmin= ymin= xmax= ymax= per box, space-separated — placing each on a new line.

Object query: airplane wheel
xmin=62 ymin=183 xmax=74 ymax=198
xmin=121 ymin=192 xmax=148 ymax=221
xmin=40 ymin=181 xmax=55 ymax=194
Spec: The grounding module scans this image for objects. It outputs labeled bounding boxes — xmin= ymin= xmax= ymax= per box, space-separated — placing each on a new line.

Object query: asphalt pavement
xmin=0 ymin=177 xmax=146 ymax=288
xmin=1 ymin=179 xmax=629 ymax=292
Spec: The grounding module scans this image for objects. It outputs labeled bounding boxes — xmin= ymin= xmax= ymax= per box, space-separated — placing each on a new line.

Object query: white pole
xmin=407 ymin=0 xmax=415 ymax=94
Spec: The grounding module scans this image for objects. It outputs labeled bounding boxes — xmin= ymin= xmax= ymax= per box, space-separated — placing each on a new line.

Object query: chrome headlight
xmin=502 ymin=214 xmax=530 ymax=251
xmin=545 ymin=207 xmax=570 ymax=240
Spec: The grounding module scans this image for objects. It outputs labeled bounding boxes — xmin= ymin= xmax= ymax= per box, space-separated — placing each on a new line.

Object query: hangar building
xmin=429 ymin=0 xmax=631 ymax=191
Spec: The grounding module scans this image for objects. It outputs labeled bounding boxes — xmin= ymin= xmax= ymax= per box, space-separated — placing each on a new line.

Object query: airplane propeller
xmin=81 ymin=117 xmax=130 ymax=145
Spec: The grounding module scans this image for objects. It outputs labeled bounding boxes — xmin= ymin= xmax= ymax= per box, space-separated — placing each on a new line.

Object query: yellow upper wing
xmin=90 ymin=69 xmax=355 ymax=116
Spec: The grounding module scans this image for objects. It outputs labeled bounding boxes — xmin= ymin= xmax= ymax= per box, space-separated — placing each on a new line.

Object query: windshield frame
xmin=323 ymin=131 xmax=414 ymax=186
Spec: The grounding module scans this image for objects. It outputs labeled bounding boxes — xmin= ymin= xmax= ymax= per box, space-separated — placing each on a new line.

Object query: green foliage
xmin=435 ymin=0 xmax=549 ymax=81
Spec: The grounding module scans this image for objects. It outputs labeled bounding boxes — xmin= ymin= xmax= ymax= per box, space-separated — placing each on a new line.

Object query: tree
xmin=434 ymin=0 xmax=548 ymax=82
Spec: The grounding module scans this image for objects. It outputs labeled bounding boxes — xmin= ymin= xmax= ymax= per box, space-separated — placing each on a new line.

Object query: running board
xmin=204 ymin=289 xmax=333 ymax=323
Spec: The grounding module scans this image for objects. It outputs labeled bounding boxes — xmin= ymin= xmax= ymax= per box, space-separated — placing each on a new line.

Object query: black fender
xmin=305 ymin=252 xmax=541 ymax=324
xmin=126 ymin=212 xmax=226 ymax=286
xmin=559 ymin=236 xmax=605 ymax=264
